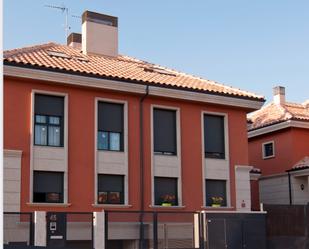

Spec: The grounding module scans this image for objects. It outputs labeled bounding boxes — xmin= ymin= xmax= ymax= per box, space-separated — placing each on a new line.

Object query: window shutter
xmin=98 ymin=102 xmax=123 ymax=133
xmin=153 ymin=109 xmax=177 ymax=154
xmin=154 ymin=177 xmax=178 ymax=205
xmin=204 ymin=115 xmax=225 ymax=158
xmin=98 ymin=174 xmax=124 ymax=192
xmin=33 ymin=171 xmax=64 ymax=193
xmin=35 ymin=94 xmax=64 ymax=116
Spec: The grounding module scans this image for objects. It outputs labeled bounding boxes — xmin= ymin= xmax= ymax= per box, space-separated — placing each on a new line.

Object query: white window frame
xmin=150 ymin=104 xmax=183 ymax=207
xmin=94 ymin=97 xmax=129 ymax=206
xmin=262 ymin=141 xmax=275 ymax=159
xmin=201 ymin=111 xmax=231 ymax=208
xmin=29 ymin=90 xmax=69 ymax=206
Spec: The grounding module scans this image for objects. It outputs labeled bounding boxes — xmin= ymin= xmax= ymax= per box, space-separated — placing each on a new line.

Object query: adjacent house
xmin=248 ymin=86 xmax=309 ymax=207
xmin=4 ymin=10 xmax=265 ymax=247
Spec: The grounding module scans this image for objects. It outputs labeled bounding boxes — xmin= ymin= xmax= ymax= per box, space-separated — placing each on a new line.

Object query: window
xmin=34 ymin=94 xmax=64 ymax=147
xmin=98 ymin=174 xmax=124 ymax=204
xmin=154 ymin=177 xmax=178 ymax=206
xmin=153 ymin=108 xmax=177 ymax=155
xmin=205 ymin=179 xmax=227 ymax=207
xmin=262 ymin=141 xmax=275 ymax=159
xmin=97 ymin=102 xmax=124 ymax=151
xmin=204 ymin=114 xmax=225 ymax=159
xmin=33 ymin=171 xmax=64 ymax=203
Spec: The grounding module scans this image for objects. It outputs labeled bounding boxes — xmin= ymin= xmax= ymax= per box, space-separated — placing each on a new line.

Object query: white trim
xmin=4 ymin=65 xmax=264 ymax=110
xmin=260 ymin=172 xmax=288 ymax=180
xmin=149 ymin=205 xmax=186 ymax=209
xmin=248 ymin=120 xmax=309 ymax=138
xmin=200 ymin=210 xmax=267 ymax=214
xmin=3 ymin=149 xmax=22 ymax=158
xmin=150 ymin=104 xmax=182 ymax=207
xmin=201 ymin=111 xmax=231 ymax=208
xmin=30 ymin=90 xmax=68 ymax=204
xmin=250 ymin=173 xmax=261 ymax=181
xmin=290 ymin=169 xmax=309 ymax=177
xmin=27 ymin=202 xmax=71 ymax=207
xmin=94 ymin=97 xmax=129 ymax=205
xmin=92 ymin=204 xmax=132 ymax=208
xmin=262 ymin=141 xmax=275 ymax=159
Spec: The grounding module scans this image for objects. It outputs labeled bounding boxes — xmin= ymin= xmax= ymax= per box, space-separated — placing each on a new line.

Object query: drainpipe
xmin=287 ymin=171 xmax=292 ymax=205
xmin=139 ymin=85 xmax=149 ymax=249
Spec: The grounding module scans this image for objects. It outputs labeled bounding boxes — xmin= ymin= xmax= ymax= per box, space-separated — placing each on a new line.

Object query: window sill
xmin=26 ymin=202 xmax=71 ymax=207
xmin=201 ymin=206 xmax=233 ymax=210
xmin=263 ymin=155 xmax=275 ymax=160
xmin=149 ymin=205 xmax=186 ymax=209
xmin=92 ymin=204 xmax=132 ymax=208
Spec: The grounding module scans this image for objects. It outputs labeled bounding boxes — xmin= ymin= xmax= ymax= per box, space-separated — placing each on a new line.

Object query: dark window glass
xmin=34 ymin=94 xmax=64 ymax=147
xmin=206 ymin=179 xmax=227 ymax=207
xmin=154 ymin=177 xmax=178 ymax=206
xmin=33 ymin=171 xmax=64 ymax=203
xmin=204 ymin=115 xmax=225 ymax=159
xmin=264 ymin=142 xmax=274 ymax=158
xmin=98 ymin=102 xmax=124 ymax=151
xmin=98 ymin=174 xmax=124 ymax=204
xmin=153 ymin=109 xmax=177 ymax=155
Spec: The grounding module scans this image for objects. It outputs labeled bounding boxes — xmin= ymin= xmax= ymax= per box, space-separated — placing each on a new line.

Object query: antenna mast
xmin=45 ymin=4 xmax=70 ymax=41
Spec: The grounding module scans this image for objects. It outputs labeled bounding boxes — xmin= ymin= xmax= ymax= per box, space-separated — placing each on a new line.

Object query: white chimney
xmin=67 ymin=33 xmax=82 ymax=49
xmin=273 ymin=86 xmax=286 ymax=105
xmin=82 ymin=11 xmax=118 ymax=56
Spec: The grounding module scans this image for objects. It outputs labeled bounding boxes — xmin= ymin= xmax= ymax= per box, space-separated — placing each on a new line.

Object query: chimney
xmin=67 ymin=33 xmax=82 ymax=49
xmin=82 ymin=11 xmax=118 ymax=56
xmin=273 ymin=86 xmax=286 ymax=105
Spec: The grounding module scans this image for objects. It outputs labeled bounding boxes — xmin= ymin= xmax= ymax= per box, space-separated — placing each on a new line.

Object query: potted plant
xmin=161 ymin=194 xmax=176 ymax=206
xmin=211 ymin=196 xmax=224 ymax=207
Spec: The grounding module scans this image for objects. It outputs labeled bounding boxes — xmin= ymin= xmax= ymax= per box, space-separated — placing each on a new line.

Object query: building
xmin=248 ymin=86 xmax=309 ymax=207
xmin=4 ymin=10 xmax=265 ymax=248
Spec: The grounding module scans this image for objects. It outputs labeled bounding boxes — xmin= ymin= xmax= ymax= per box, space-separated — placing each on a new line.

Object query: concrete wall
xmin=235 ymin=166 xmax=252 ymax=211
xmin=4 ymin=149 xmax=22 ymax=212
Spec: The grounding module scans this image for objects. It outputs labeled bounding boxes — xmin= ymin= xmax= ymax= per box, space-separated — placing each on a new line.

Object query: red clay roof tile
xmin=4 ymin=42 xmax=264 ymax=101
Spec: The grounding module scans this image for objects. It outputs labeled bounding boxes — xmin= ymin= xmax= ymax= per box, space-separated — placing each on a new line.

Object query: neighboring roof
xmin=248 ymin=101 xmax=309 ymax=131
xmin=4 ymin=42 xmax=264 ymax=101
xmin=289 ymin=156 xmax=309 ymax=172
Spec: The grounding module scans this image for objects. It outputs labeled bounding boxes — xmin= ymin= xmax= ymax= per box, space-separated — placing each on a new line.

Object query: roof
xmin=289 ymin=156 xmax=309 ymax=172
xmin=248 ymin=101 xmax=309 ymax=131
xmin=4 ymin=42 xmax=264 ymax=101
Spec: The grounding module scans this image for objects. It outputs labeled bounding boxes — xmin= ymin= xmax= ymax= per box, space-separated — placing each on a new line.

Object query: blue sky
xmin=4 ymin=0 xmax=309 ymax=103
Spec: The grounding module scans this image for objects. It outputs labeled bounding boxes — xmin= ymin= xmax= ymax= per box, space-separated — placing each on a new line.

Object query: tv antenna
xmin=45 ymin=4 xmax=70 ymax=40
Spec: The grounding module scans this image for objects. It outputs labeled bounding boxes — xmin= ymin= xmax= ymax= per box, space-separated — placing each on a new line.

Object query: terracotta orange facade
xmin=4 ymin=76 xmax=255 ymax=212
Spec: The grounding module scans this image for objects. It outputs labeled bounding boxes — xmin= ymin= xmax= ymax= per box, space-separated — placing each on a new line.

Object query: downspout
xmin=287 ymin=171 xmax=292 ymax=205
xmin=139 ymin=85 xmax=149 ymax=249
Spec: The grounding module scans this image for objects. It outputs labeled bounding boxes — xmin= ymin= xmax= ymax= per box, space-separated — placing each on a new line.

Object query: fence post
xmin=153 ymin=212 xmax=158 ymax=249
xmin=194 ymin=213 xmax=200 ymax=248
xmin=34 ymin=211 xmax=46 ymax=247
xmin=94 ymin=211 xmax=105 ymax=249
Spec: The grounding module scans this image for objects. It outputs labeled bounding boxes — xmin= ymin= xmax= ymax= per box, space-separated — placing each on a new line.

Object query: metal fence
xmin=105 ymin=211 xmax=199 ymax=249
xmin=264 ymin=204 xmax=309 ymax=249
xmin=3 ymin=212 xmax=34 ymax=246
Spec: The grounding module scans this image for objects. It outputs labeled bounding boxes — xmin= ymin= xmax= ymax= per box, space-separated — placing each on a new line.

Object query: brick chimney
xmin=67 ymin=33 xmax=82 ymax=49
xmin=273 ymin=86 xmax=286 ymax=105
xmin=81 ymin=11 xmax=118 ymax=56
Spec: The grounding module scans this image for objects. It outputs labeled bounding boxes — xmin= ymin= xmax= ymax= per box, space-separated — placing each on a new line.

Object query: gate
xmin=105 ymin=211 xmax=199 ymax=249
xmin=264 ymin=204 xmax=309 ymax=249
xmin=202 ymin=212 xmax=267 ymax=249
xmin=3 ymin=212 xmax=34 ymax=246
xmin=46 ymin=212 xmax=94 ymax=249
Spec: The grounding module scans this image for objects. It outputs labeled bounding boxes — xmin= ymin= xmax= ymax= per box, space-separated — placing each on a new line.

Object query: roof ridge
xmin=4 ymin=42 xmax=58 ymax=58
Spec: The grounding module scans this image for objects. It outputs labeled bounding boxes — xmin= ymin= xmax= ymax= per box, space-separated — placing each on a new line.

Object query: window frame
xmin=34 ymin=114 xmax=63 ymax=147
xmin=154 ymin=177 xmax=179 ymax=206
xmin=33 ymin=171 xmax=64 ymax=203
xmin=205 ymin=179 xmax=227 ymax=207
xmin=203 ymin=114 xmax=226 ymax=160
xmin=97 ymin=174 xmax=125 ymax=205
xmin=153 ymin=107 xmax=178 ymax=156
xmin=262 ymin=141 xmax=275 ymax=159
xmin=97 ymin=101 xmax=124 ymax=152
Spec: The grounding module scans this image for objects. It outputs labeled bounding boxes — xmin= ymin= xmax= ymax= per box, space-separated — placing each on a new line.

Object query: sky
xmin=4 ymin=0 xmax=309 ymax=103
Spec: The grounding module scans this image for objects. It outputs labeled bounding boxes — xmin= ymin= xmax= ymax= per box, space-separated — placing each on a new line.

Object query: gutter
xmin=287 ymin=171 xmax=292 ymax=205
xmin=139 ymin=85 xmax=149 ymax=249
